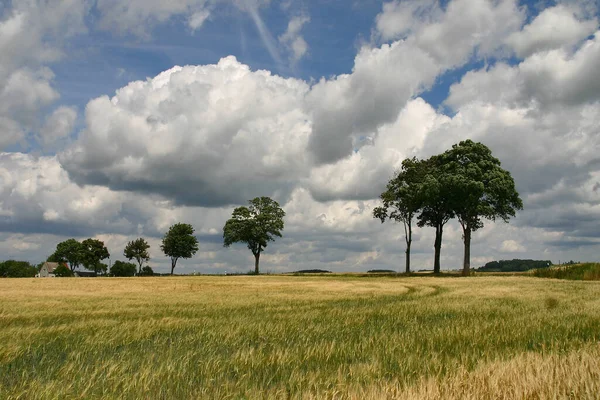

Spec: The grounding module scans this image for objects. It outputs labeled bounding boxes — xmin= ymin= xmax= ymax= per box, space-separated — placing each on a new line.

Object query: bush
xmin=139 ymin=266 xmax=154 ymax=276
xmin=110 ymin=261 xmax=137 ymax=277
xmin=53 ymin=264 xmax=74 ymax=277
xmin=0 ymin=260 xmax=37 ymax=278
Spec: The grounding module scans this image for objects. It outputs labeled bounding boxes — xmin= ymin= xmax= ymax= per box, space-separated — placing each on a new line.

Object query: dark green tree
xmin=373 ymin=157 xmax=426 ymax=273
xmin=439 ymin=140 xmax=523 ymax=275
xmin=110 ymin=260 xmax=137 ymax=277
xmin=51 ymin=239 xmax=85 ymax=271
xmin=223 ymin=197 xmax=285 ymax=274
xmin=124 ymin=238 xmax=150 ymax=275
xmin=0 ymin=260 xmax=37 ymax=277
xmin=81 ymin=238 xmax=110 ymax=275
xmin=417 ymin=156 xmax=455 ymax=274
xmin=161 ymin=223 xmax=199 ymax=275
xmin=53 ymin=264 xmax=74 ymax=277
xmin=140 ymin=265 xmax=154 ymax=276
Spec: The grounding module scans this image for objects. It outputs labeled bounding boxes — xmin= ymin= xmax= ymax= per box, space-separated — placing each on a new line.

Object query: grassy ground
xmin=532 ymin=263 xmax=600 ymax=281
xmin=1 ymin=275 xmax=599 ymax=399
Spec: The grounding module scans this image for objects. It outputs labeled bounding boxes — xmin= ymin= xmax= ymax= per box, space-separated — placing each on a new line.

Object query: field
xmin=1 ymin=275 xmax=599 ymax=399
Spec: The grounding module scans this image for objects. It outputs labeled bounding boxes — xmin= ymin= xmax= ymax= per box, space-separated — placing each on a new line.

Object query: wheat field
xmin=1 ymin=275 xmax=599 ymax=399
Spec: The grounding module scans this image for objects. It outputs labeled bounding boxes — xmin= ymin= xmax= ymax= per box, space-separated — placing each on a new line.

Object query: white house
xmin=36 ymin=262 xmax=60 ymax=277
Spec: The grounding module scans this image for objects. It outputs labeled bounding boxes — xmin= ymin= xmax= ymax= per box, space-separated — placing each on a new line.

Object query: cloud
xmin=188 ymin=9 xmax=211 ymax=31
xmin=279 ymin=15 xmax=310 ymax=62
xmin=38 ymin=106 xmax=78 ymax=147
xmin=60 ymin=56 xmax=311 ymax=207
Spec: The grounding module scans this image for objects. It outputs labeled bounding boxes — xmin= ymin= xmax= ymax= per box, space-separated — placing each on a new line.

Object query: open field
xmin=1 ymin=275 xmax=599 ymax=399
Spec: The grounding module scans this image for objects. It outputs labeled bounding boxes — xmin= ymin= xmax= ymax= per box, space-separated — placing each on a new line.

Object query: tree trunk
xmin=254 ymin=252 xmax=261 ymax=275
xmin=462 ymin=226 xmax=471 ymax=276
xmin=405 ymin=221 xmax=412 ymax=274
xmin=171 ymin=258 xmax=177 ymax=276
xmin=433 ymin=224 xmax=443 ymax=274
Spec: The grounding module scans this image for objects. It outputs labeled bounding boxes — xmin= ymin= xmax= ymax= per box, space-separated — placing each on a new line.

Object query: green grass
xmin=1 ymin=276 xmax=599 ymax=399
xmin=532 ymin=263 xmax=600 ymax=280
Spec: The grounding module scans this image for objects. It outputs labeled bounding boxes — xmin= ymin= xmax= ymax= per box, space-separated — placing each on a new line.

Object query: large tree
xmin=81 ymin=238 xmax=110 ymax=275
xmin=51 ymin=239 xmax=85 ymax=272
xmin=439 ymin=140 xmax=523 ymax=275
xmin=124 ymin=238 xmax=151 ymax=275
xmin=161 ymin=223 xmax=199 ymax=275
xmin=417 ymin=156 xmax=455 ymax=274
xmin=373 ymin=157 xmax=426 ymax=273
xmin=223 ymin=197 xmax=285 ymax=275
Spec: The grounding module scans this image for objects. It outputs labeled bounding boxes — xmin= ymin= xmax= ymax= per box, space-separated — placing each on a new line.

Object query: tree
xmin=124 ymin=238 xmax=150 ymax=275
xmin=417 ymin=156 xmax=455 ymax=274
xmin=51 ymin=239 xmax=85 ymax=271
xmin=223 ymin=197 xmax=285 ymax=274
xmin=81 ymin=238 xmax=110 ymax=275
xmin=439 ymin=140 xmax=523 ymax=275
xmin=373 ymin=157 xmax=426 ymax=273
xmin=110 ymin=260 xmax=137 ymax=277
xmin=53 ymin=264 xmax=74 ymax=277
xmin=140 ymin=266 xmax=154 ymax=276
xmin=161 ymin=223 xmax=199 ymax=275
xmin=0 ymin=260 xmax=37 ymax=278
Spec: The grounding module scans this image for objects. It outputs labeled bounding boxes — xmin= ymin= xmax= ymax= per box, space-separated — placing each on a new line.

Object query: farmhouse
xmin=36 ymin=262 xmax=60 ymax=277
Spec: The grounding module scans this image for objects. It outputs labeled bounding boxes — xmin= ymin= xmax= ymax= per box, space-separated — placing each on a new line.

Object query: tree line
xmin=374 ymin=140 xmax=523 ymax=276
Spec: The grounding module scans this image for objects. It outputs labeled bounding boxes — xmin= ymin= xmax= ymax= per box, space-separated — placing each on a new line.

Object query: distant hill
xmin=477 ymin=259 xmax=552 ymax=272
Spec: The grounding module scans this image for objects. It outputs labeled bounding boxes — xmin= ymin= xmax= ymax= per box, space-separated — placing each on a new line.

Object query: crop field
xmin=1 ymin=275 xmax=599 ymax=399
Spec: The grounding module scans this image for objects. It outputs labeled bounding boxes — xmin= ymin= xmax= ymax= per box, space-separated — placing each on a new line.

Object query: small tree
xmin=51 ymin=239 xmax=85 ymax=271
xmin=373 ymin=157 xmax=426 ymax=273
xmin=140 ymin=266 xmax=154 ymax=276
xmin=81 ymin=238 xmax=110 ymax=275
xmin=439 ymin=140 xmax=523 ymax=275
xmin=223 ymin=197 xmax=285 ymax=274
xmin=124 ymin=238 xmax=150 ymax=275
xmin=110 ymin=260 xmax=137 ymax=277
xmin=161 ymin=223 xmax=199 ymax=275
xmin=53 ymin=264 xmax=74 ymax=277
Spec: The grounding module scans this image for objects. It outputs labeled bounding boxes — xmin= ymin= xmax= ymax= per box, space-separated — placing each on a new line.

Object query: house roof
xmin=42 ymin=262 xmax=60 ymax=273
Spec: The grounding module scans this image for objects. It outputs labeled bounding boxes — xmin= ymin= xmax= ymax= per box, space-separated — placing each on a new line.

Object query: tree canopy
xmin=124 ymin=238 xmax=150 ymax=275
xmin=161 ymin=223 xmax=199 ymax=275
xmin=223 ymin=197 xmax=285 ymax=274
xmin=110 ymin=260 xmax=137 ymax=277
xmin=51 ymin=239 xmax=85 ymax=271
xmin=81 ymin=238 xmax=110 ymax=275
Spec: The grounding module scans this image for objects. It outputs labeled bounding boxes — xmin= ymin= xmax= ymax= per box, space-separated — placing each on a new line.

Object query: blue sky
xmin=1 ymin=0 xmax=600 ymax=273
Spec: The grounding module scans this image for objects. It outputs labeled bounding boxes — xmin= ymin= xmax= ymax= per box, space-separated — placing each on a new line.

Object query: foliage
xmin=81 ymin=239 xmax=110 ymax=274
xmin=223 ymin=197 xmax=285 ymax=274
xmin=124 ymin=238 xmax=150 ymax=275
xmin=139 ymin=266 xmax=154 ymax=276
xmin=110 ymin=261 xmax=137 ymax=277
xmin=0 ymin=276 xmax=599 ymax=398
xmin=0 ymin=260 xmax=37 ymax=278
xmin=51 ymin=239 xmax=85 ymax=271
xmin=438 ymin=140 xmax=523 ymax=275
xmin=53 ymin=264 xmax=74 ymax=277
xmin=478 ymin=259 xmax=552 ymax=272
xmin=161 ymin=223 xmax=199 ymax=275
xmin=533 ymin=263 xmax=600 ymax=280
xmin=373 ymin=157 xmax=427 ymax=273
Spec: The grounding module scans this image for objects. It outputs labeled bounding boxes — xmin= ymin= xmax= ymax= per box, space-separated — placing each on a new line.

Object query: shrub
xmin=53 ymin=264 xmax=74 ymax=277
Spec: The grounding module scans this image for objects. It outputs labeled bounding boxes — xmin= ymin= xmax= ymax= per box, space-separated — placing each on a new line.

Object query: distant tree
xmin=161 ymin=223 xmax=199 ymax=275
xmin=51 ymin=239 xmax=85 ymax=271
xmin=140 ymin=265 xmax=154 ymax=276
xmin=110 ymin=260 xmax=137 ymax=277
xmin=81 ymin=239 xmax=110 ymax=275
xmin=439 ymin=140 xmax=523 ymax=275
xmin=124 ymin=238 xmax=150 ymax=275
xmin=53 ymin=264 xmax=74 ymax=277
xmin=373 ymin=157 xmax=426 ymax=273
xmin=417 ymin=156 xmax=455 ymax=274
xmin=0 ymin=260 xmax=37 ymax=278
xmin=223 ymin=197 xmax=285 ymax=275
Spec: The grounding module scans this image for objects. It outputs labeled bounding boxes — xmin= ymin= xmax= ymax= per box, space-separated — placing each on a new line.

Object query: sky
xmin=1 ymin=0 xmax=600 ymax=274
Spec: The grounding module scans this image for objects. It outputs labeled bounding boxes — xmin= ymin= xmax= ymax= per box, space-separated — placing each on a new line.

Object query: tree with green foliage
xmin=51 ymin=239 xmax=85 ymax=271
xmin=0 ymin=260 xmax=37 ymax=277
xmin=53 ymin=264 xmax=74 ymax=277
xmin=81 ymin=239 xmax=110 ymax=275
xmin=373 ymin=157 xmax=427 ymax=273
xmin=223 ymin=197 xmax=285 ymax=275
xmin=124 ymin=238 xmax=150 ymax=275
xmin=161 ymin=223 xmax=199 ymax=275
xmin=110 ymin=260 xmax=137 ymax=277
xmin=140 ymin=265 xmax=154 ymax=276
xmin=417 ymin=156 xmax=455 ymax=274
xmin=439 ymin=140 xmax=523 ymax=275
